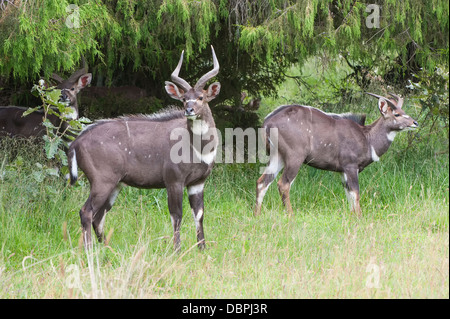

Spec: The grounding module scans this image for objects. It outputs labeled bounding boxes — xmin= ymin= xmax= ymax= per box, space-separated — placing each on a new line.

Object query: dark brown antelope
xmin=254 ymin=92 xmax=418 ymax=217
xmin=68 ymin=46 xmax=220 ymax=251
xmin=0 ymin=63 xmax=92 ymax=138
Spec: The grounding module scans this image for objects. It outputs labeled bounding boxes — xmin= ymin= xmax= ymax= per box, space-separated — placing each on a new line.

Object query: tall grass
xmin=0 ymin=125 xmax=448 ymax=298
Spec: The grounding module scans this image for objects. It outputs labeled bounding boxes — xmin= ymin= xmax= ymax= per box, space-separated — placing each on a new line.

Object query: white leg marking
xmin=289 ymin=177 xmax=296 ymax=187
xmin=349 ymin=191 xmax=358 ymax=211
xmin=256 ymin=183 xmax=271 ymax=207
xmin=257 ymin=155 xmax=283 ymax=205
xmin=192 ymin=208 xmax=204 ymax=231
xmin=256 ymin=189 xmax=266 ymax=207
xmin=344 ymin=189 xmax=358 ymax=211
xmin=188 ymin=183 xmax=204 ymax=196
xmin=108 ymin=185 xmax=122 ymax=207
xmin=97 ymin=213 xmax=107 ymax=236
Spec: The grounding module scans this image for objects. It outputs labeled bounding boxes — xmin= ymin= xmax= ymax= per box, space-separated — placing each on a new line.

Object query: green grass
xmin=0 ymin=127 xmax=448 ymax=298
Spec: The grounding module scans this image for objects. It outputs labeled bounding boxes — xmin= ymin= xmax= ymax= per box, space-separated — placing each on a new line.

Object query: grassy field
xmin=0 ymin=128 xmax=448 ymax=298
xmin=0 ymin=75 xmax=448 ymax=298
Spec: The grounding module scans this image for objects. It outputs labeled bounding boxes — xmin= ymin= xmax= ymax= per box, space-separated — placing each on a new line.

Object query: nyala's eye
xmin=71 ymin=87 xmax=75 ymax=91
xmin=198 ymin=96 xmax=203 ymax=101
xmin=183 ymin=98 xmax=186 ymax=102
xmin=394 ymin=113 xmax=400 ymax=117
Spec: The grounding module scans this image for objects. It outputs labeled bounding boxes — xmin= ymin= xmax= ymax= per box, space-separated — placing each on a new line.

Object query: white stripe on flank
xmin=125 ymin=121 xmax=131 ymax=138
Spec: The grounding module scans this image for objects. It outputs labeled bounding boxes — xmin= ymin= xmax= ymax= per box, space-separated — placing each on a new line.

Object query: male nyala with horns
xmin=69 ymin=46 xmax=220 ymax=251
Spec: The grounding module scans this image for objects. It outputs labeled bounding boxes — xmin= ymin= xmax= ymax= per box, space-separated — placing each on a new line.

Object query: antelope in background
xmin=254 ymin=92 xmax=418 ymax=217
xmin=68 ymin=46 xmax=221 ymax=251
xmin=0 ymin=61 xmax=92 ymax=138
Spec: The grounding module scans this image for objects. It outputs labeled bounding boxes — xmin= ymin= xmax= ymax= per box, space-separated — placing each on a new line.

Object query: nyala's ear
xmin=378 ymin=98 xmax=392 ymax=117
xmin=76 ymin=73 xmax=92 ymax=92
xmin=206 ymin=82 xmax=221 ymax=102
xmin=165 ymin=81 xmax=185 ymax=101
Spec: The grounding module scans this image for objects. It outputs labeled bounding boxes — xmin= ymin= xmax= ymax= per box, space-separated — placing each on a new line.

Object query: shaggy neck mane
xmin=80 ymin=106 xmax=185 ymax=136
xmin=121 ymin=106 xmax=184 ymax=122
xmin=265 ymin=104 xmax=366 ymax=126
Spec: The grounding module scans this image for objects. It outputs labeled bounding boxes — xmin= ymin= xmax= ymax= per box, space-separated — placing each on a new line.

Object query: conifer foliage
xmin=0 ymin=1 xmax=448 ymax=116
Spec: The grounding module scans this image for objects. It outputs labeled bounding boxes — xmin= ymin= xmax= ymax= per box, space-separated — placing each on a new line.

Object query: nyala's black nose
xmin=59 ymin=90 xmax=68 ymax=102
xmin=185 ymin=107 xmax=194 ymax=115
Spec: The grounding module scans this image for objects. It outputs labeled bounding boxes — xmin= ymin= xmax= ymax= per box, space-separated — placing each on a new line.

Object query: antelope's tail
xmin=68 ymin=147 xmax=78 ymax=185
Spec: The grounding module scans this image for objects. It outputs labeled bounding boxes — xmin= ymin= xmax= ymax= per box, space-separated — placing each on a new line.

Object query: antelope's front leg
xmin=167 ymin=184 xmax=184 ymax=252
xmin=341 ymin=168 xmax=361 ymax=217
xmin=187 ymin=183 xmax=206 ymax=250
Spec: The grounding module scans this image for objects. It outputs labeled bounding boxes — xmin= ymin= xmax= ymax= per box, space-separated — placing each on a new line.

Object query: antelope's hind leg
xmin=79 ymin=183 xmax=120 ymax=249
xmin=277 ymin=158 xmax=303 ymax=217
xmin=254 ymin=154 xmax=284 ymax=216
xmin=92 ymin=184 xmax=122 ymax=243
xmin=341 ymin=169 xmax=361 ymax=217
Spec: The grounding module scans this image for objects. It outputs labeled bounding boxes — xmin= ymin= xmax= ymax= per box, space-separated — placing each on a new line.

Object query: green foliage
xmin=2 ymin=1 xmax=447 ymax=84
xmin=406 ymin=65 xmax=449 ymax=152
xmin=27 ymin=81 xmax=91 ymax=177
xmin=0 ymin=0 xmax=448 ymax=126
xmin=409 ymin=66 xmax=449 ymax=124
xmin=0 ymin=0 xmax=110 ymax=81
xmin=237 ymin=0 xmax=449 ymax=72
